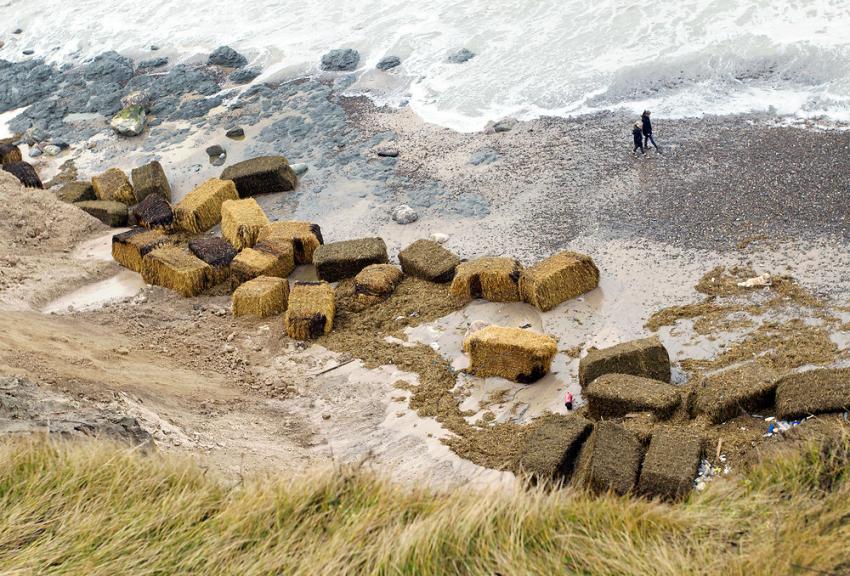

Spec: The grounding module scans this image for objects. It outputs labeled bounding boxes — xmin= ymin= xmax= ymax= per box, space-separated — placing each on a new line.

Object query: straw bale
xmin=232 ymin=276 xmax=289 ymax=318
xmin=257 ymin=220 xmax=324 ymax=264
xmin=582 ymin=421 xmax=644 ymax=495
xmin=0 ymin=143 xmax=23 ymax=164
xmin=231 ymin=247 xmax=294 ymax=284
xmin=141 ymin=246 xmax=212 ymax=297
xmin=2 ymin=161 xmax=43 ymax=188
xmin=112 ymin=227 xmax=170 ymax=273
xmin=398 ymin=239 xmax=460 ymax=283
xmin=579 ymin=336 xmax=670 ymax=387
xmin=450 ymin=257 xmax=522 ymax=302
xmin=516 ymin=415 xmax=592 ymax=483
xmin=173 ymin=178 xmax=238 ymax=233
xmin=74 ymin=200 xmax=128 ymax=227
xmin=131 ymin=160 xmax=172 ymax=202
xmin=585 ymin=374 xmax=681 ymax=419
xmin=188 ymin=236 xmax=236 ymax=285
xmin=314 ymin=237 xmax=388 ymax=282
xmin=220 ymin=198 xmax=270 ymax=250
xmin=519 ymin=251 xmax=599 ymax=311
xmin=220 ymin=155 xmax=298 ymax=197
xmin=92 ymin=168 xmax=134 ymax=204
xmin=354 ymin=264 xmax=403 ymax=306
xmin=775 ymin=367 xmax=850 ymax=420
xmin=463 ymin=325 xmax=557 ymax=383
xmin=638 ymin=430 xmax=702 ymax=500
xmin=691 ymin=364 xmax=777 ymax=424
xmin=57 ymin=181 xmax=95 ymax=204
xmin=285 ymin=281 xmax=335 ymax=340
xmin=132 ymin=193 xmax=174 ymax=229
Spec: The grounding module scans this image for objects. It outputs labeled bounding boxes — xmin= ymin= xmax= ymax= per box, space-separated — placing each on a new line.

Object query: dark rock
xmin=138 ymin=57 xmax=168 ymax=69
xmin=208 ymin=45 xmax=247 ymax=68
xmin=376 ymin=55 xmax=401 ymax=71
xmin=376 ymin=147 xmax=399 ymax=157
xmin=320 ymin=48 xmax=360 ymax=71
xmin=206 ymin=144 xmax=226 ymax=157
xmin=13 ymin=29 xmax=23 ymax=34
xmin=82 ymin=51 xmax=134 ymax=83
xmin=229 ymin=67 xmax=260 ymax=84
xmin=225 ymin=127 xmax=245 ymax=139
xmin=150 ymin=45 xmax=160 ymax=51
xmin=447 ymin=48 xmax=475 ymax=64
xmin=493 ymin=118 xmax=516 ymax=133
xmin=22 ymin=49 xmax=34 ymax=56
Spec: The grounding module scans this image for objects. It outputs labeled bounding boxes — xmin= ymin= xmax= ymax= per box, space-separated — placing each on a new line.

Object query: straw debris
xmin=131 ymin=160 xmax=172 ymax=202
xmin=450 ymin=257 xmax=522 ymax=302
xmin=173 ymin=178 xmax=238 ymax=233
xmin=112 ymin=227 xmax=170 ymax=273
xmin=314 ymin=237 xmax=388 ymax=282
xmin=141 ymin=246 xmax=212 ymax=297
xmin=92 ymin=168 xmax=134 ymax=204
xmin=231 ymin=247 xmax=294 ymax=285
xmin=220 ymin=156 xmax=298 ymax=197
xmin=74 ymin=200 xmax=128 ymax=227
xmin=398 ymin=239 xmax=460 ymax=283
xmin=463 ymin=325 xmax=557 ymax=383
xmin=257 ymin=220 xmax=324 ymax=264
xmin=132 ymin=193 xmax=174 ymax=229
xmin=519 ymin=250 xmax=599 ymax=311
xmin=232 ymin=276 xmax=289 ymax=318
xmin=2 ymin=161 xmax=43 ymax=188
xmin=285 ymin=281 xmax=335 ymax=339
xmin=220 ymin=198 xmax=270 ymax=250
xmin=354 ymin=264 xmax=403 ymax=306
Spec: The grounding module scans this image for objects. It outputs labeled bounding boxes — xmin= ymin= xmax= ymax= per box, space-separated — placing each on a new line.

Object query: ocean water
xmin=3 ymin=0 xmax=850 ymax=131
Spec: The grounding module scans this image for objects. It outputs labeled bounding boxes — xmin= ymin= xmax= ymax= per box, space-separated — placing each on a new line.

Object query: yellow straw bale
xmin=173 ymin=178 xmax=239 ymax=234
xmin=232 ymin=276 xmax=290 ymax=317
xmin=256 ymin=220 xmax=324 ymax=264
xmin=463 ymin=325 xmax=557 ymax=383
xmin=519 ymin=251 xmax=599 ymax=311
xmin=354 ymin=264 xmax=403 ymax=306
xmin=92 ymin=168 xmax=135 ymax=204
xmin=141 ymin=246 xmax=212 ymax=297
xmin=220 ymin=198 xmax=270 ymax=250
xmin=231 ymin=247 xmax=294 ymax=285
xmin=111 ymin=227 xmax=170 ymax=273
xmin=285 ymin=281 xmax=335 ymax=340
xmin=450 ymin=257 xmax=523 ymax=303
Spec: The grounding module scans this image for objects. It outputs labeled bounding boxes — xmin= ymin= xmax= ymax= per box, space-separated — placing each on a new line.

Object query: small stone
xmin=29 ymin=147 xmax=42 ymax=158
xmin=13 ymin=29 xmax=23 ymax=34
xmin=320 ymin=48 xmax=360 ymax=71
xmin=22 ymin=49 xmax=34 ymax=56
xmin=322 ymin=413 xmax=331 ymax=420
xmin=376 ymin=55 xmax=401 ymax=71
xmin=223 ymin=344 xmax=235 ymax=353
xmin=291 ymin=163 xmax=308 ymax=177
xmin=376 ymin=147 xmax=399 ymax=158
xmin=447 ymin=48 xmax=475 ymax=64
xmin=42 ymin=144 xmax=61 ymax=156
xmin=225 ymin=127 xmax=245 ymax=139
xmin=493 ymin=118 xmax=517 ymax=133
xmin=206 ymin=144 xmax=226 ymax=157
xmin=116 ymin=347 xmax=129 ymax=355
xmin=392 ymin=204 xmax=419 ymax=224
xmin=110 ymin=105 xmax=146 ymax=136
xmin=121 ymin=91 xmax=151 ymax=110
xmin=430 ymin=232 xmax=449 ymax=244
xmin=150 ymin=45 xmax=160 ymax=51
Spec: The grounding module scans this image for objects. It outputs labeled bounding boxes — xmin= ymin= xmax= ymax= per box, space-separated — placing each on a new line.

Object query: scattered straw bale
xmin=220 ymin=156 xmax=298 ymax=197
xmin=691 ymin=364 xmax=778 ymax=424
xmin=112 ymin=227 xmax=170 ymax=272
xmin=141 ymin=246 xmax=212 ymax=297
xmin=354 ymin=264 xmax=403 ymax=306
xmin=450 ymin=257 xmax=522 ymax=302
xmin=516 ymin=415 xmax=592 ymax=483
xmin=519 ymin=251 xmax=599 ymax=311
xmin=314 ymin=237 xmax=388 ymax=282
xmin=131 ymin=160 xmax=172 ymax=202
xmin=638 ymin=430 xmax=702 ymax=500
xmin=463 ymin=326 xmax=558 ymax=383
xmin=398 ymin=239 xmax=460 ymax=283
xmin=585 ymin=374 xmax=681 ymax=419
xmin=775 ymin=368 xmax=850 ymax=420
xmin=57 ymin=181 xmax=95 ymax=204
xmin=285 ymin=281 xmax=335 ymax=339
xmin=74 ymin=200 xmax=128 ymax=227
xmin=257 ymin=220 xmax=323 ymax=264
xmin=188 ymin=236 xmax=236 ymax=285
xmin=92 ymin=168 xmax=134 ymax=204
xmin=582 ymin=421 xmax=644 ymax=495
xmin=232 ymin=276 xmax=289 ymax=317
xmin=173 ymin=178 xmax=238 ymax=233
xmin=579 ymin=336 xmax=670 ymax=387
xmin=0 ymin=143 xmax=23 ymax=164
xmin=231 ymin=247 xmax=294 ymax=284
xmin=220 ymin=198 xmax=270 ymax=250
xmin=2 ymin=161 xmax=43 ymax=188
xmin=132 ymin=193 xmax=174 ymax=229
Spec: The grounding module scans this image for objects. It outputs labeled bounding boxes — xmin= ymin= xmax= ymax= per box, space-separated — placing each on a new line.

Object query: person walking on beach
xmin=642 ymin=110 xmax=660 ymax=152
xmin=632 ymin=122 xmax=644 ymax=155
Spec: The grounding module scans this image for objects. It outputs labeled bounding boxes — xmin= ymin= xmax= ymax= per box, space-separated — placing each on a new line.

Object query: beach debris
xmin=638 ymin=431 xmax=702 ymax=500
xmin=92 ymin=168 xmax=134 ymax=204
xmin=220 ymin=198 xmax=270 ymax=250
xmin=173 ymin=178 xmax=238 ymax=233
xmin=208 ymin=45 xmax=247 ymax=68
xmin=447 ymin=48 xmax=475 ymax=64
xmin=232 ymin=276 xmax=289 ymax=318
xmin=229 ymin=67 xmax=260 ymax=84
xmin=314 ymin=237 xmax=388 ymax=282
xmin=132 ymin=193 xmax=174 ymax=230
xmin=131 ymin=160 xmax=172 ymax=203
xmin=257 ymin=220 xmax=323 ymax=265
xmin=231 ymin=246 xmax=294 ymax=285
xmin=582 ymin=421 xmax=644 ymax=496
xmin=736 ymin=272 xmax=771 ymax=288
xmin=73 ymin=200 xmax=128 ymax=227
xmin=188 ymin=236 xmax=236 ymax=284
xmin=225 ymin=127 xmax=245 ymax=139
xmin=376 ymin=55 xmax=401 ymax=71
xmin=694 ymin=457 xmax=731 ymax=491
xmin=430 ymin=232 xmax=449 ymax=244
xmin=775 ymin=367 xmax=850 ymax=420
xmin=584 ymin=374 xmax=681 ymax=419
xmin=110 ymin=105 xmax=146 ymax=136
xmin=450 ymin=257 xmax=523 ymax=303
xmin=398 ymin=239 xmax=460 ymax=283
xmin=2 ymin=161 xmax=43 ymax=188
xmin=285 ymin=281 xmax=335 ymax=339
xmin=111 ymin=227 xmax=170 ymax=272
xmin=519 ymin=250 xmax=599 ymax=311
xmin=320 ymin=48 xmax=360 ymax=71
xmin=220 ymin=156 xmax=298 ymax=197
xmin=516 ymin=415 xmax=592 ymax=483
xmin=579 ymin=336 xmax=671 ymax=387
xmin=463 ymin=325 xmax=557 ymax=383
xmin=0 ymin=144 xmax=23 ymax=164
xmin=691 ymin=364 xmax=777 ymax=424
xmin=763 ymin=418 xmax=805 ymax=438
xmin=291 ymin=163 xmax=308 ymax=177
xmin=354 ymin=264 xmax=403 ymax=306
xmin=57 ymin=181 xmax=95 ymax=204
xmin=142 ymin=246 xmax=213 ymax=297
xmin=391 ymin=204 xmax=418 ymax=224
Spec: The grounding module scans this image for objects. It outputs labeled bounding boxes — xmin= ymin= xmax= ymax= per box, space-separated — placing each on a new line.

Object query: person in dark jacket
xmin=642 ymin=110 xmax=660 ymax=151
xmin=632 ymin=122 xmax=644 ymax=154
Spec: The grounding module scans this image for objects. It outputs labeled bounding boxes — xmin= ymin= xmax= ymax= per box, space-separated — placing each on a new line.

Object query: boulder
xmin=285 ymin=281 xmax=335 ymax=339
xmin=579 ymin=336 xmax=671 ymax=387
xmin=131 ymin=160 xmax=172 ymax=202
xmin=517 ymin=415 xmax=593 ymax=483
xmin=220 ymin=156 xmax=298 ymax=197
xmin=229 ymin=68 xmax=260 ymax=84
xmin=519 ymin=250 xmax=599 ymax=311
xmin=638 ymin=430 xmax=702 ymax=500
xmin=775 ymin=367 xmax=850 ymax=420
xmin=57 ymin=181 xmax=95 ymax=204
xmin=376 ymin=56 xmax=401 ymax=71
xmin=691 ymin=364 xmax=778 ymax=424
xmin=74 ymin=200 xmax=128 ymax=227
xmin=585 ymin=374 xmax=681 ymax=419
xmin=392 ymin=204 xmax=418 ymax=224
xmin=463 ymin=326 xmax=558 ymax=384
xmin=398 ymin=239 xmax=460 ymax=283
xmin=137 ymin=57 xmax=168 ymax=69
xmin=208 ymin=46 xmax=247 ymax=68
xmin=92 ymin=168 xmax=135 ymax=204
xmin=110 ymin=105 xmax=146 ymax=136
xmin=450 ymin=257 xmax=523 ymax=303
xmin=320 ymin=48 xmax=360 ymax=71
xmin=2 ymin=161 xmax=42 ymax=188
xmin=582 ymin=421 xmax=644 ymax=495
xmin=314 ymin=237 xmax=388 ymax=282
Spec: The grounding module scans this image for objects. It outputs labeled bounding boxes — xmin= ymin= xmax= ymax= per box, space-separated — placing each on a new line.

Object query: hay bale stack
xmin=141 ymin=246 xmax=212 ymax=297
xmin=232 ymin=276 xmax=289 ymax=318
xmin=57 ymin=181 xmax=95 ymax=204
xmin=582 ymin=421 xmax=644 ymax=495
xmin=519 ymin=251 xmax=599 ymax=311
xmin=638 ymin=431 xmax=702 ymax=500
xmin=579 ymin=336 xmax=670 ymax=387
xmin=132 ymin=193 xmax=174 ymax=229
xmin=220 ymin=156 xmax=298 ymax=197
xmin=257 ymin=220 xmax=324 ymax=264
xmin=516 ymin=415 xmax=593 ymax=483
xmin=92 ymin=168 xmax=134 ymax=204
xmin=74 ymin=200 xmax=128 ymax=227
xmin=313 ymin=237 xmax=388 ymax=282
xmin=398 ymin=239 xmax=460 ymax=283
xmin=131 ymin=160 xmax=172 ymax=202
xmin=112 ymin=227 xmax=170 ymax=272
xmin=691 ymin=365 xmax=777 ymax=424
xmin=2 ymin=161 xmax=43 ymax=188
xmin=231 ymin=247 xmax=294 ymax=284
xmin=285 ymin=281 xmax=335 ymax=340
xmin=220 ymin=198 xmax=270 ymax=250
xmin=188 ymin=236 xmax=237 ymax=285
xmin=585 ymin=374 xmax=681 ymax=419
xmin=0 ymin=143 xmax=23 ymax=164
xmin=173 ymin=178 xmax=238 ymax=233
xmin=450 ymin=257 xmax=523 ymax=302
xmin=775 ymin=368 xmax=850 ymax=420
xmin=354 ymin=264 xmax=403 ymax=306
xmin=463 ymin=326 xmax=558 ymax=383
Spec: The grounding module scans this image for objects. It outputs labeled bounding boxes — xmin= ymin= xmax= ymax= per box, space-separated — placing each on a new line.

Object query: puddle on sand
xmin=72 ymin=229 xmax=129 ymax=261
xmin=42 ymin=271 xmax=146 ymax=314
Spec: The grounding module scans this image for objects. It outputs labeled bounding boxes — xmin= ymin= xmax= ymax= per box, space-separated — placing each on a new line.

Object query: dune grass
xmin=0 ymin=436 xmax=848 ymax=575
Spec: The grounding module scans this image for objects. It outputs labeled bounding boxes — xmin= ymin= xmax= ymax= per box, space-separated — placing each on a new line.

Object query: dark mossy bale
xmin=579 ymin=336 xmax=671 ymax=387
xmin=131 ymin=160 xmax=172 ymax=202
xmin=132 ymin=193 xmax=174 ymax=229
xmin=691 ymin=364 xmax=778 ymax=424
xmin=585 ymin=374 xmax=681 ymax=419
xmin=581 ymin=421 xmax=644 ymax=496
xmin=638 ymin=431 xmax=703 ymax=500
xmin=112 ymin=227 xmax=170 ymax=272
xmin=516 ymin=415 xmax=593 ymax=483
xmin=313 ymin=237 xmax=388 ymax=282
xmin=188 ymin=237 xmax=237 ymax=268
xmin=2 ymin=161 xmax=43 ymax=188
xmin=775 ymin=367 xmax=850 ymax=420
xmin=57 ymin=181 xmax=95 ymax=204
xmin=398 ymin=239 xmax=460 ymax=283
xmin=74 ymin=200 xmax=128 ymax=227
xmin=220 ymin=156 xmax=298 ymax=197
xmin=0 ymin=143 xmax=23 ymax=164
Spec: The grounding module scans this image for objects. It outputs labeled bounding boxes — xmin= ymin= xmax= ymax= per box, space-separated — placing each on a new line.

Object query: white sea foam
xmin=3 ymin=0 xmax=850 ymax=131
